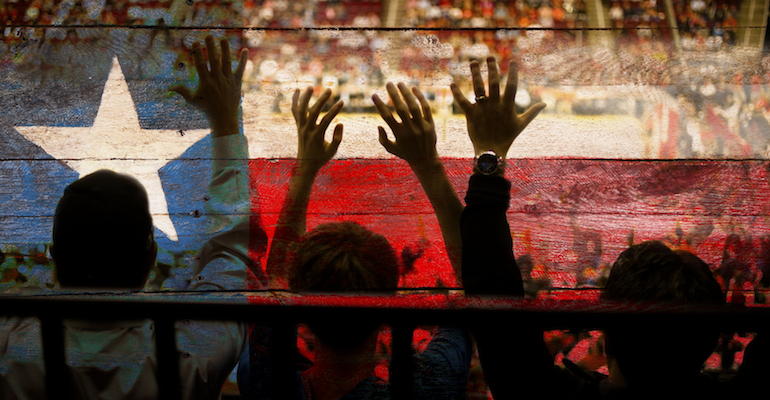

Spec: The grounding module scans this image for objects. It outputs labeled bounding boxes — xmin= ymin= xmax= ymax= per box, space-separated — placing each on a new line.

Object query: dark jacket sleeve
xmin=461 ymin=175 xmax=523 ymax=296
xmin=461 ymin=174 xmax=586 ymax=399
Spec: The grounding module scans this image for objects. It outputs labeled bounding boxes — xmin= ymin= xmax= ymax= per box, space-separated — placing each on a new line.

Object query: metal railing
xmin=1 ymin=291 xmax=769 ymax=400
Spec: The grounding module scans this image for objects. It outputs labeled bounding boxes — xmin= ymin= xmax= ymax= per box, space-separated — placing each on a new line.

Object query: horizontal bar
xmin=5 ymin=24 xmax=766 ymax=32
xmin=0 ymin=293 xmax=768 ymax=331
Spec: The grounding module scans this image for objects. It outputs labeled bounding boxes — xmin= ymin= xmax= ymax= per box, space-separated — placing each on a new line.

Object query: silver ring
xmin=475 ymin=95 xmax=487 ymax=103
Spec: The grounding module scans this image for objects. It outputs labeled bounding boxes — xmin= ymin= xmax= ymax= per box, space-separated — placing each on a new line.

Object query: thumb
xmin=169 ymin=85 xmax=194 ymax=103
xmin=378 ymin=126 xmax=397 ymax=155
xmin=519 ymin=102 xmax=546 ymax=130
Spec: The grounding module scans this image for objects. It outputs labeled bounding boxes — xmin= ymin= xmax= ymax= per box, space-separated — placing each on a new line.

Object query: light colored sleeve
xmin=188 ymin=134 xmax=267 ymax=291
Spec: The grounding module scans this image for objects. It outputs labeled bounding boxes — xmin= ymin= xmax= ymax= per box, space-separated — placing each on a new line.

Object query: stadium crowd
xmin=0 ymin=0 xmax=757 ymax=102
xmin=674 ymin=0 xmax=741 ymax=49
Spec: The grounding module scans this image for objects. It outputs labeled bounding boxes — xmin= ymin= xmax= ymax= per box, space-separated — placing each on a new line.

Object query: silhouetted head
xmin=52 ymin=170 xmax=156 ymax=289
xmin=289 ymin=221 xmax=399 ymax=351
xmin=601 ymin=241 xmax=724 ymax=387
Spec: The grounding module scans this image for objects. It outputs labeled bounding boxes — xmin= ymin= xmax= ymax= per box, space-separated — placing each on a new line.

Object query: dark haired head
xmin=289 ymin=222 xmax=399 ymax=292
xmin=289 ymin=222 xmax=399 ymax=351
xmin=52 ymin=170 xmax=156 ymax=289
xmin=602 ymin=241 xmax=724 ymax=304
xmin=602 ymin=241 xmax=724 ymax=386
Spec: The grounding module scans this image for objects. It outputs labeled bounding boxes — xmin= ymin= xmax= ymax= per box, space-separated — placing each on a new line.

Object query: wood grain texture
xmin=3 ymin=2 xmax=770 ymax=294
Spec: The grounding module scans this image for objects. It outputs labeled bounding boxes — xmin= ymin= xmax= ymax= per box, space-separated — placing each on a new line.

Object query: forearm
xmin=461 ymin=173 xmax=554 ymax=399
xmin=410 ymin=159 xmax=464 ymax=283
xmin=209 ymin=134 xmax=250 ymax=218
xmin=266 ymin=162 xmax=320 ymax=287
xmin=461 ymin=174 xmax=523 ymax=295
xmin=190 ymin=134 xmax=261 ymax=290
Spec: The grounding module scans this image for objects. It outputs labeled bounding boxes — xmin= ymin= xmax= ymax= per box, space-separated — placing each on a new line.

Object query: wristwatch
xmin=475 ymin=151 xmax=504 ymax=175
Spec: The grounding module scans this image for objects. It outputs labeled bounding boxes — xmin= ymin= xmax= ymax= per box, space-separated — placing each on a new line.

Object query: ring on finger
xmin=475 ymin=95 xmax=487 ymax=103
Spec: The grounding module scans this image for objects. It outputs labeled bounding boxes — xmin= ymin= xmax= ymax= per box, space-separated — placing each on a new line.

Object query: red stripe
xmin=249 ymin=158 xmax=770 ymax=294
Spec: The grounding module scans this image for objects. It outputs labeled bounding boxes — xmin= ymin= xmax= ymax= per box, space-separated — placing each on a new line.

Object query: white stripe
xmin=241 ymin=92 xmax=647 ymax=159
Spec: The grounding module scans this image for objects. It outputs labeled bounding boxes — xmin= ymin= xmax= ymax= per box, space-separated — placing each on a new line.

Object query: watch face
xmin=477 ymin=153 xmax=498 ymax=174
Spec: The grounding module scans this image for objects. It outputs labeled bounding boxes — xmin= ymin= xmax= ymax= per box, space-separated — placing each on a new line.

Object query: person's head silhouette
xmin=289 ymin=221 xmax=399 ymax=351
xmin=601 ymin=241 xmax=724 ymax=388
xmin=52 ymin=170 xmax=156 ymax=289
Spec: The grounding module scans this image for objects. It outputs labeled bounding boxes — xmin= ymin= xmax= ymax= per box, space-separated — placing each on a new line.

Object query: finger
xmin=191 ymin=42 xmax=209 ymax=83
xmin=398 ymin=82 xmax=422 ymax=120
xmin=205 ymin=35 xmax=221 ymax=77
xmin=309 ymin=89 xmax=332 ymax=124
xmin=387 ymin=82 xmax=412 ymax=128
xmin=470 ymin=61 xmax=485 ymax=99
xmin=220 ymin=37 xmax=232 ymax=77
xmin=503 ymin=60 xmax=518 ymax=109
xmin=450 ymin=83 xmax=472 ymax=113
xmin=234 ymin=48 xmax=249 ymax=80
xmin=413 ymin=87 xmax=433 ymax=124
xmin=518 ymin=102 xmax=546 ymax=132
xmin=318 ymin=100 xmax=343 ymax=131
xmin=378 ymin=126 xmax=397 ymax=155
xmin=291 ymin=89 xmax=300 ymax=123
xmin=487 ymin=56 xmax=500 ymax=102
xmin=329 ymin=124 xmax=343 ymax=154
xmin=298 ymin=86 xmax=313 ymax=125
xmin=373 ymin=93 xmax=399 ymax=132
xmin=169 ymin=85 xmax=193 ymax=103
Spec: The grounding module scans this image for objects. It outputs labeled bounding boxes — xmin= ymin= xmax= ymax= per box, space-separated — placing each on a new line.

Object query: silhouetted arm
xmin=168 ymin=34 xmax=262 ymax=400
xmin=171 ymin=35 xmax=267 ymax=290
xmin=456 ymin=57 xmax=565 ymax=399
xmin=373 ymin=83 xmax=464 ymax=282
xmin=265 ymin=88 xmax=343 ymax=289
xmin=453 ymin=55 xmax=544 ymax=295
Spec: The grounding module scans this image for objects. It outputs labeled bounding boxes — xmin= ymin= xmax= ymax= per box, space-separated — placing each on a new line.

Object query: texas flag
xmin=2 ymin=24 xmax=769 ymax=293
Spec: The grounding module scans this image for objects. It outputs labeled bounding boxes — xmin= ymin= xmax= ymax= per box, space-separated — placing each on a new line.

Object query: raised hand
xmin=170 ymin=35 xmax=248 ymax=138
xmin=451 ymin=57 xmax=545 ymax=158
xmin=292 ymin=87 xmax=344 ymax=172
xmin=373 ymin=82 xmax=437 ymax=166
xmin=266 ymin=88 xmax=343 ymax=289
xmin=374 ymin=82 xmax=464 ymax=281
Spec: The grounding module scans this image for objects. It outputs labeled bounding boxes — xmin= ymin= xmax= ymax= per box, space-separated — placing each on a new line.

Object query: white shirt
xmin=0 ymin=134 xmax=261 ymax=400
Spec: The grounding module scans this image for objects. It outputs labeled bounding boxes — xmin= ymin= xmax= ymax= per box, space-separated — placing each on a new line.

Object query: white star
xmin=16 ymin=57 xmax=210 ymax=242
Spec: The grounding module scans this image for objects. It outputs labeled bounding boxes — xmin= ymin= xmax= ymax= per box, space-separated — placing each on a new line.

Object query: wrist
xmin=209 ymin=116 xmax=240 ymax=138
xmin=472 ymin=166 xmax=505 ymax=178
xmin=408 ymin=157 xmax=443 ymax=175
xmin=411 ymin=157 xmax=449 ymax=184
xmin=472 ymin=145 xmax=509 ymax=161
xmin=473 ymin=150 xmax=505 ymax=177
xmin=294 ymin=160 xmax=324 ymax=177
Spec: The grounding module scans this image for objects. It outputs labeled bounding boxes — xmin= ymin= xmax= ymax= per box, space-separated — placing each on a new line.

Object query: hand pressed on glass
xmin=169 ymin=35 xmax=248 ymax=138
xmin=451 ymin=57 xmax=546 ymax=158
